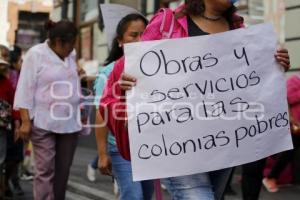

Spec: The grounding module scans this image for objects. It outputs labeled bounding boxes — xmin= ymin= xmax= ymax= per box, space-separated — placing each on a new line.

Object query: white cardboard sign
xmin=100 ymin=4 xmax=141 ymax=50
xmin=124 ymin=23 xmax=293 ymax=181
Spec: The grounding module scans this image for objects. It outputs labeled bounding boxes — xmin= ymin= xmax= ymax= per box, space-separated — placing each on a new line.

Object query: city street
xmin=0 ymin=0 xmax=300 ymax=200
xmin=17 ymin=142 xmax=300 ymax=200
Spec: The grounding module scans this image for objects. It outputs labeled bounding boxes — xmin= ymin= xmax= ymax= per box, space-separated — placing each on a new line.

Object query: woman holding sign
xmin=94 ymin=14 xmax=154 ymax=200
xmin=14 ymin=20 xmax=81 ymax=200
xmin=100 ymin=0 xmax=290 ymax=199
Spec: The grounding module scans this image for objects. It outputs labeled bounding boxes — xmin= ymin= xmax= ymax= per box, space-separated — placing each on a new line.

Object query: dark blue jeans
xmin=161 ymin=168 xmax=232 ymax=200
xmin=91 ymin=156 xmax=98 ymax=169
xmin=108 ymin=143 xmax=154 ymax=200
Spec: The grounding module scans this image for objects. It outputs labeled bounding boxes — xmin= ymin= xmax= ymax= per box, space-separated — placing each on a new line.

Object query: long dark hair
xmin=183 ymin=0 xmax=237 ymax=24
xmin=44 ymin=20 xmax=78 ymax=45
xmin=104 ymin=13 xmax=148 ymax=66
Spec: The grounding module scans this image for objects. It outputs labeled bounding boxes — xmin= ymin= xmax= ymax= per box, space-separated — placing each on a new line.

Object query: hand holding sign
xmin=124 ymin=23 xmax=293 ymax=181
xmin=275 ymin=48 xmax=290 ymax=71
xmin=119 ymin=73 xmax=137 ymax=91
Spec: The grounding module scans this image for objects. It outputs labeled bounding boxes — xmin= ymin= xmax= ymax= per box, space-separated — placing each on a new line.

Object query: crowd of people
xmin=0 ymin=44 xmax=34 ymax=199
xmin=0 ymin=0 xmax=299 ymax=200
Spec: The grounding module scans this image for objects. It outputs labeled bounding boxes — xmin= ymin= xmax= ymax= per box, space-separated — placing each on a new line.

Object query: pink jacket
xmin=142 ymin=5 xmax=244 ymax=41
xmin=100 ymin=5 xmax=245 ymax=160
xmin=287 ymin=75 xmax=300 ymax=122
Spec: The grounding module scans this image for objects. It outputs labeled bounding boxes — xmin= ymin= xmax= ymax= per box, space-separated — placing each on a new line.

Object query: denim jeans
xmin=108 ymin=143 xmax=154 ymax=200
xmin=91 ymin=156 xmax=98 ymax=169
xmin=162 ymin=173 xmax=214 ymax=200
xmin=162 ymin=168 xmax=232 ymax=200
xmin=210 ymin=168 xmax=233 ymax=200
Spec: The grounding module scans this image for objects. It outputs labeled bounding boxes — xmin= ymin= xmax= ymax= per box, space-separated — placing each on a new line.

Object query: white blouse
xmin=14 ymin=41 xmax=82 ymax=133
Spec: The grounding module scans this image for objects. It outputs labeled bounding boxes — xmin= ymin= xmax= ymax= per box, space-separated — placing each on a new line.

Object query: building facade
xmin=50 ymin=0 xmax=181 ymax=65
xmin=235 ymin=0 xmax=300 ymax=71
xmin=285 ymin=0 xmax=300 ymax=70
xmin=0 ymin=0 xmax=10 ymax=46
xmin=50 ymin=0 xmax=299 ymax=71
xmin=0 ymin=0 xmax=52 ymax=50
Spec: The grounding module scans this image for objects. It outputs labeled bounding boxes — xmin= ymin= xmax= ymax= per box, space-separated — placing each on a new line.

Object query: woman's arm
xmin=95 ymin=110 xmax=112 ymax=176
xmin=16 ymin=108 xmax=31 ymax=142
xmin=14 ymin=49 xmax=39 ymax=142
xmin=14 ymin=49 xmax=39 ymax=111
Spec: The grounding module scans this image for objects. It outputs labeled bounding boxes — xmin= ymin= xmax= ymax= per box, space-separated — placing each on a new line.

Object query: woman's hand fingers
xmin=119 ymin=73 xmax=137 ymax=91
xmin=16 ymin=121 xmax=32 ymax=142
xmin=275 ymin=48 xmax=290 ymax=71
xmin=275 ymin=52 xmax=289 ymax=57
xmin=77 ymin=67 xmax=86 ymax=76
xmin=276 ymin=56 xmax=290 ymax=65
xmin=119 ymin=80 xmax=136 ymax=87
xmin=278 ymin=61 xmax=289 ymax=72
xmin=16 ymin=129 xmax=30 ymax=142
xmin=121 ymin=73 xmax=136 ymax=82
xmin=276 ymin=47 xmax=288 ymax=53
xmin=119 ymin=80 xmax=136 ymax=90
xmin=99 ymin=156 xmax=112 ymax=176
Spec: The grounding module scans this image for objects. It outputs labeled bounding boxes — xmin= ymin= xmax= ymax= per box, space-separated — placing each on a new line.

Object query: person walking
xmin=262 ymin=75 xmax=300 ymax=193
xmin=14 ymin=20 xmax=82 ymax=200
xmin=0 ymin=57 xmax=20 ymax=199
xmin=4 ymin=45 xmax=24 ymax=197
xmin=100 ymin=1 xmax=290 ymax=200
xmin=94 ymin=13 xmax=154 ymax=200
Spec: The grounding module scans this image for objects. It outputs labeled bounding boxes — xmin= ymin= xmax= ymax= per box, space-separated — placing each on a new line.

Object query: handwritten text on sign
xmin=124 ymin=23 xmax=293 ymax=181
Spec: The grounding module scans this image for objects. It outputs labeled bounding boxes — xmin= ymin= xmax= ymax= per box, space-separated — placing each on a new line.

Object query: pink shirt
xmin=14 ymin=41 xmax=82 ymax=133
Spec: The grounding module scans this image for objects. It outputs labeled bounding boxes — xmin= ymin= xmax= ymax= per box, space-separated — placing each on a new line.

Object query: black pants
xmin=242 ymin=159 xmax=266 ymax=200
xmin=268 ymin=135 xmax=300 ymax=179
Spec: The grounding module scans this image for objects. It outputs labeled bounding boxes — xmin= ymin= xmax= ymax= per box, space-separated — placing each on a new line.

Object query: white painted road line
xmin=68 ymin=180 xmax=116 ymax=200
xmin=66 ymin=191 xmax=94 ymax=200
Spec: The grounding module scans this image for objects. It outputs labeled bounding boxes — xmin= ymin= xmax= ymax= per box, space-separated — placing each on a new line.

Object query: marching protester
xmin=262 ymin=75 xmax=300 ymax=193
xmin=11 ymin=46 xmax=34 ymax=182
xmin=0 ymin=57 xmax=9 ymax=198
xmin=99 ymin=0 xmax=290 ymax=200
xmin=94 ymin=13 xmax=154 ymax=200
xmin=14 ymin=20 xmax=82 ymax=200
xmin=0 ymin=55 xmax=20 ymax=199
xmin=4 ymin=45 xmax=25 ymax=197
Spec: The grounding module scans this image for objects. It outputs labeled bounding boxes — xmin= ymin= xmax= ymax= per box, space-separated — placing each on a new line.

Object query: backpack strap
xmin=160 ymin=8 xmax=175 ymax=39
